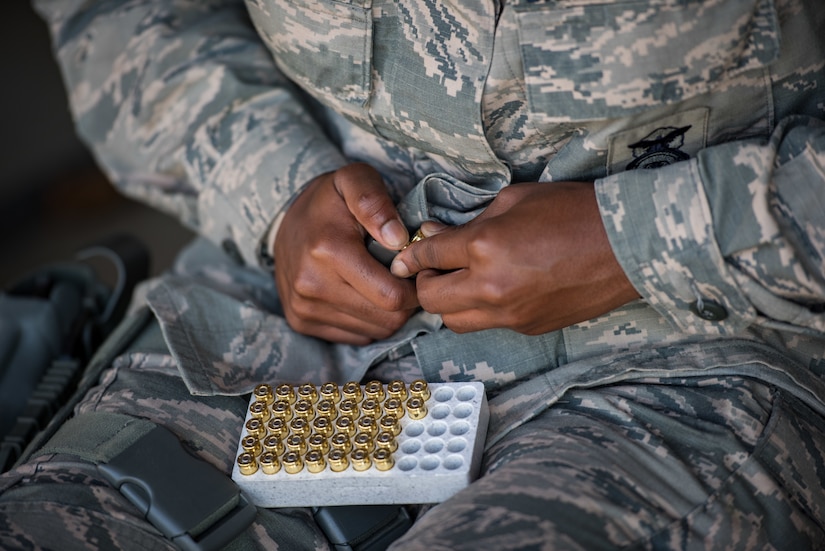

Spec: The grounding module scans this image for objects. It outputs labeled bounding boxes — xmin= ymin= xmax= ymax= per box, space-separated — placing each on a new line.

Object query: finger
xmin=415 ymin=268 xmax=481 ymax=316
xmin=287 ymin=294 xmax=414 ymax=342
xmin=333 ymin=163 xmax=409 ymax=250
xmin=390 ymin=227 xmax=469 ymax=278
xmin=333 ymin=242 xmax=420 ymax=311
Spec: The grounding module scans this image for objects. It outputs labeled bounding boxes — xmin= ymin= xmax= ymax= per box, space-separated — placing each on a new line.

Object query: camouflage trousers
xmin=1 ymin=310 xmax=824 ymax=550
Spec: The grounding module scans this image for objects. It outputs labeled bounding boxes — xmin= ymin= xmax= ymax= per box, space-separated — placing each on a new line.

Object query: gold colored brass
xmin=271 ymin=400 xmax=292 ymax=421
xmin=245 ymin=418 xmax=265 ymax=439
xmin=267 ymin=417 xmax=288 ymax=439
xmin=263 ymin=434 xmax=285 ymax=455
xmin=409 ymin=379 xmax=431 ymax=401
xmin=249 ymin=400 xmax=271 ymax=422
xmin=308 ymin=433 xmax=330 ymax=454
xmin=260 ymin=451 xmax=281 ymax=475
xmin=274 ymin=383 xmax=296 ymax=404
xmin=286 ymin=434 xmax=307 ymax=455
xmin=297 ymin=382 xmax=319 ymax=403
xmin=283 ymin=451 xmax=303 ymax=474
xmin=312 ymin=416 xmax=334 ymax=437
xmin=293 ymin=400 xmax=314 ymax=420
xmin=406 ymin=396 xmax=427 ymax=420
xmin=253 ymin=383 xmax=274 ymax=404
xmin=319 ymin=382 xmax=340 ymax=402
xmin=237 ymin=452 xmax=258 ymax=475
xmin=373 ymin=448 xmax=394 ymax=471
xmin=353 ymin=432 xmax=375 ymax=453
xmin=306 ymin=450 xmax=326 ymax=473
xmin=364 ymin=380 xmax=385 ymax=401
xmin=342 ymin=382 xmax=362 ymax=402
xmin=330 ymin=433 xmax=352 ymax=454
xmin=386 ymin=380 xmax=407 ymax=400
xmin=351 ymin=449 xmax=372 ymax=471
xmin=375 ymin=431 xmax=398 ymax=453
xmin=379 ymin=415 xmax=401 ymax=436
xmin=328 ymin=449 xmax=349 ymax=472
xmin=335 ymin=416 xmax=356 ymax=436
xmin=241 ymin=434 xmax=262 ymax=456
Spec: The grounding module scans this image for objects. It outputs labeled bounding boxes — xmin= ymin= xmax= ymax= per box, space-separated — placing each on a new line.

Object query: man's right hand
xmin=274 ymin=163 xmax=419 ymax=345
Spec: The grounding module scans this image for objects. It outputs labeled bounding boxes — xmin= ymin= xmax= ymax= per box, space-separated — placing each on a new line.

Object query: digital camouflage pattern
xmin=3 ymin=0 xmax=825 ymax=548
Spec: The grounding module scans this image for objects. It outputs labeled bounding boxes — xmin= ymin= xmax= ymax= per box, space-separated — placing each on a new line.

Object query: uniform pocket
xmin=512 ymin=0 xmax=780 ymax=122
xmin=246 ymin=0 xmax=373 ymax=107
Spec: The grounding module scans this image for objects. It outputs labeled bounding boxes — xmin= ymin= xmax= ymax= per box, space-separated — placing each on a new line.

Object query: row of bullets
xmin=236 ymin=380 xmax=431 ymax=476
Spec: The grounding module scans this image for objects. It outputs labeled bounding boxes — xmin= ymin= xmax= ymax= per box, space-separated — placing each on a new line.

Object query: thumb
xmin=333 ymin=163 xmax=409 ymax=250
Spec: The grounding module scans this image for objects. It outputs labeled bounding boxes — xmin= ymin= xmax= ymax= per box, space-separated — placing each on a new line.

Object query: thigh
xmin=391 ymin=378 xmax=825 ymax=550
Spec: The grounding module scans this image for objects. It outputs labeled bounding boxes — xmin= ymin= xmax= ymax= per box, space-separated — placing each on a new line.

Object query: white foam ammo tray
xmin=231 ymin=380 xmax=489 ymax=508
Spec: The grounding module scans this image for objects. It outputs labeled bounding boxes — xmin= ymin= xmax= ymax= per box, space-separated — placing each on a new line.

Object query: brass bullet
xmin=353 ymin=432 xmax=375 ymax=453
xmin=357 ymin=416 xmax=378 ymax=437
xmin=267 ymin=417 xmax=288 ymax=439
xmin=319 ymin=382 xmax=340 ymax=402
xmin=316 ymin=399 xmax=337 ymax=420
xmin=335 ymin=416 xmax=356 ymax=436
xmin=307 ymin=433 xmax=330 ymax=454
xmin=338 ymin=399 xmax=359 ymax=420
xmin=271 ymin=400 xmax=292 ymax=421
xmin=312 ymin=416 xmax=333 ymax=438
xmin=289 ymin=417 xmax=311 ymax=437
xmin=283 ymin=451 xmax=303 ymax=474
xmin=245 ymin=418 xmax=266 ymax=439
xmin=260 ymin=451 xmax=281 ymax=475
xmin=286 ymin=434 xmax=307 ymax=455
xmin=253 ymin=383 xmax=274 ymax=404
xmin=249 ymin=400 xmax=271 ymax=422
xmin=263 ymin=434 xmax=285 ymax=455
xmin=297 ymin=382 xmax=319 ymax=403
xmin=406 ymin=396 xmax=427 ymax=420
xmin=384 ymin=398 xmax=404 ymax=419
xmin=293 ymin=400 xmax=314 ymax=420
xmin=373 ymin=448 xmax=394 ymax=471
xmin=375 ymin=431 xmax=398 ymax=453
xmin=361 ymin=398 xmax=380 ymax=418
xmin=237 ymin=452 xmax=258 ymax=476
xmin=330 ymin=433 xmax=352 ymax=454
xmin=409 ymin=379 xmax=430 ymax=401
xmin=379 ymin=415 xmax=401 ymax=436
xmin=342 ymin=382 xmax=362 ymax=402
xmin=274 ymin=383 xmax=296 ymax=404
xmin=328 ymin=448 xmax=349 ymax=472
xmin=351 ymin=448 xmax=372 ymax=471
xmin=306 ymin=449 xmax=326 ymax=473
xmin=364 ymin=380 xmax=385 ymax=401
xmin=387 ymin=380 xmax=408 ymax=401
xmin=241 ymin=434 xmax=262 ymax=456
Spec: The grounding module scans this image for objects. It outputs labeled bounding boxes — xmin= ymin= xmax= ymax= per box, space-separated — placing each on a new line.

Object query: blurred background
xmin=1 ymin=2 xmax=194 ymax=289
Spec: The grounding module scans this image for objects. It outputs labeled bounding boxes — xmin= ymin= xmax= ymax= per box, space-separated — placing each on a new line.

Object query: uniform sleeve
xmin=596 ymin=116 xmax=825 ymax=336
xmin=33 ymin=0 xmax=347 ymax=267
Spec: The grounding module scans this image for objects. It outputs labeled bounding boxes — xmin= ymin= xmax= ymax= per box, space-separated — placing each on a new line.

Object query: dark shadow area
xmin=0 ymin=2 xmax=194 ymax=289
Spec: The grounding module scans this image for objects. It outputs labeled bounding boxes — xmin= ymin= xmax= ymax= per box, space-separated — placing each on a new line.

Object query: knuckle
xmin=375 ymin=284 xmax=407 ymax=312
xmin=292 ymin=273 xmax=323 ymax=299
xmin=478 ymin=279 xmax=508 ymax=305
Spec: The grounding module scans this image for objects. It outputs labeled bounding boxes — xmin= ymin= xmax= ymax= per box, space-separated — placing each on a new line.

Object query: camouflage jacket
xmin=34 ymin=0 xmax=825 ymax=444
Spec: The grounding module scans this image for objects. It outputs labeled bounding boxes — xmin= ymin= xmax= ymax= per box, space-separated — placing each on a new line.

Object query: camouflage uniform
xmin=3 ymin=0 xmax=825 ymax=548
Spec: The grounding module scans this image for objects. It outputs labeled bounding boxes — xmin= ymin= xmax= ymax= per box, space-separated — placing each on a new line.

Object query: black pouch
xmin=0 ymin=233 xmax=149 ymax=471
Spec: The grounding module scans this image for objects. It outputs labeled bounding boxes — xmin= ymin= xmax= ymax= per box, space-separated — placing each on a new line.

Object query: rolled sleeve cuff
xmin=595 ymin=159 xmax=756 ymax=335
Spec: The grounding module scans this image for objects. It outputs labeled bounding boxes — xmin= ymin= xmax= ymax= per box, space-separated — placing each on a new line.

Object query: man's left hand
xmin=390 ymin=181 xmax=640 ymax=335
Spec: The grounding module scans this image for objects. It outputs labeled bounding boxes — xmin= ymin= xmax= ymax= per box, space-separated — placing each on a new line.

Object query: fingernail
xmin=420 ymin=220 xmax=447 ymax=237
xmin=390 ymin=257 xmax=410 ymax=278
xmin=381 ymin=219 xmax=409 ymax=250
